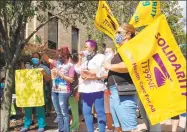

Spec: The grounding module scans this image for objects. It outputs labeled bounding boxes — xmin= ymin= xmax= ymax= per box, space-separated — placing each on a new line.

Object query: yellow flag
xmin=119 ymin=14 xmax=186 ymax=125
xmin=129 ymin=1 xmax=161 ymax=28
xmin=94 ymin=0 xmax=119 ymax=42
xmin=15 ymin=69 xmax=44 ymax=107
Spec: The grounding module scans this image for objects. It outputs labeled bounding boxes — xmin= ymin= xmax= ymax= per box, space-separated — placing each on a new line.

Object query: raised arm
xmin=41 ymin=69 xmax=51 ymax=82
xmin=104 ymin=61 xmax=128 ymax=73
xmin=76 ymin=53 xmax=83 ymax=68
xmin=42 ymin=53 xmax=55 ymax=65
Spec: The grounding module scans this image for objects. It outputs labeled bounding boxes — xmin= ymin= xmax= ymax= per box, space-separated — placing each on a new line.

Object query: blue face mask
xmin=1 ymin=83 xmax=5 ymax=89
xmin=31 ymin=58 xmax=39 ymax=65
xmin=58 ymin=56 xmax=63 ymax=62
xmin=115 ymin=33 xmax=125 ymax=44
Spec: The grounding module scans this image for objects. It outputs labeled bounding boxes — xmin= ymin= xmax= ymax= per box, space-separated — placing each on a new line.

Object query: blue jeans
xmin=137 ymin=94 xmax=161 ymax=132
xmin=110 ymin=85 xmax=137 ymax=131
xmin=81 ymin=91 xmax=106 ymax=132
xmin=181 ymin=113 xmax=187 ymax=117
xmin=24 ymin=106 xmax=46 ymax=128
xmin=52 ymin=92 xmax=70 ymax=132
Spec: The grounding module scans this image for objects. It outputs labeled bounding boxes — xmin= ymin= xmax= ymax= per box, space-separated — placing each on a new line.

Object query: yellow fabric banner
xmin=118 ymin=14 xmax=186 ymax=125
xmin=94 ymin=0 xmax=119 ymax=43
xmin=129 ymin=1 xmax=161 ymax=28
xmin=15 ymin=69 xmax=44 ymax=107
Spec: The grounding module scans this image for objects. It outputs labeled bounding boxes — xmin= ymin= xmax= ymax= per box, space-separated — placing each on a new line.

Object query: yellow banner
xmin=94 ymin=0 xmax=119 ymax=42
xmin=15 ymin=69 xmax=44 ymax=107
xmin=118 ymin=14 xmax=186 ymax=125
xmin=129 ymin=1 xmax=161 ymax=28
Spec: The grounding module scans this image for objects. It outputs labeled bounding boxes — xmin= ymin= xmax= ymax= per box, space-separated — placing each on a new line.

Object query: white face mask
xmin=25 ymin=63 xmax=30 ymax=68
xmin=83 ymin=50 xmax=91 ymax=57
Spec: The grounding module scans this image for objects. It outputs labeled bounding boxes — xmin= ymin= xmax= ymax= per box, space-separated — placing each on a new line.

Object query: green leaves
xmin=86 ymin=1 xmax=139 ymax=49
xmin=35 ymin=35 xmax=42 ymax=44
xmin=161 ymin=1 xmax=186 ymax=44
xmin=179 ymin=44 xmax=187 ymax=56
xmin=0 ymin=0 xmax=186 ymax=66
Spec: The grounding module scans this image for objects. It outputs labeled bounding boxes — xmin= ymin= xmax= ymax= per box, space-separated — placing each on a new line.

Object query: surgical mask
xmin=58 ymin=56 xmax=63 ymax=63
xmin=115 ymin=34 xmax=125 ymax=44
xmin=83 ymin=50 xmax=92 ymax=57
xmin=1 ymin=83 xmax=5 ymax=89
xmin=25 ymin=63 xmax=30 ymax=68
xmin=31 ymin=58 xmax=39 ymax=65
xmin=58 ymin=56 xmax=62 ymax=60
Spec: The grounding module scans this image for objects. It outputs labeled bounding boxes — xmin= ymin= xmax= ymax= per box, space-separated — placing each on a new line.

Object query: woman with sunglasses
xmin=112 ymin=25 xmax=161 ymax=132
xmin=104 ymin=24 xmax=137 ymax=132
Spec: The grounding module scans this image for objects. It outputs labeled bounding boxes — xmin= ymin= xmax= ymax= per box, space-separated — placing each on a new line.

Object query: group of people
xmin=19 ymin=23 xmax=139 ymax=132
xmin=0 ymin=23 xmax=186 ymax=132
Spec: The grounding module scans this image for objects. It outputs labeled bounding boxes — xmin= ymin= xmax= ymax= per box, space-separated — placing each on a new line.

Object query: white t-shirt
xmin=77 ymin=54 xmax=106 ymax=93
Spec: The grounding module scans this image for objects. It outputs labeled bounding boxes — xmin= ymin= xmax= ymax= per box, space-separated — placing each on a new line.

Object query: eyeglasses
xmin=117 ymin=30 xmax=126 ymax=34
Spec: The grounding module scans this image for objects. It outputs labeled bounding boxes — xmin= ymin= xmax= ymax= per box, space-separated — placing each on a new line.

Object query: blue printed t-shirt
xmin=51 ymin=61 xmax=74 ymax=93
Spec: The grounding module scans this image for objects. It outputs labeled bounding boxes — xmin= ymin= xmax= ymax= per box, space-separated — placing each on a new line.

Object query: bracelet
xmin=81 ymin=77 xmax=86 ymax=80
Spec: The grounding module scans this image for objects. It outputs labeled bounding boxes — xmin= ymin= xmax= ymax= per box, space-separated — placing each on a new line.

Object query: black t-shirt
xmin=107 ymin=53 xmax=133 ymax=86
xmin=70 ymin=71 xmax=79 ymax=96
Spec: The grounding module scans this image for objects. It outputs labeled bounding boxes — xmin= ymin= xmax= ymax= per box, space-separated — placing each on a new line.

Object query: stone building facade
xmin=26 ymin=12 xmax=88 ymax=53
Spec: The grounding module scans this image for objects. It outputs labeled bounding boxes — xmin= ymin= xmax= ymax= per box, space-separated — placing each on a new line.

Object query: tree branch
xmin=0 ymin=19 xmax=6 ymax=39
xmin=11 ymin=24 xmax=26 ymax=67
xmin=0 ymin=39 xmax=9 ymax=64
xmin=13 ymin=0 xmax=30 ymax=42
xmin=2 ymin=11 xmax=11 ymax=61
xmin=25 ymin=16 xmax=56 ymax=45
xmin=24 ymin=6 xmax=71 ymax=45
xmin=11 ymin=2 xmax=82 ymax=66
xmin=9 ymin=1 xmax=31 ymax=66
xmin=13 ymin=15 xmax=23 ymax=46
xmin=11 ymin=9 xmax=66 ymax=66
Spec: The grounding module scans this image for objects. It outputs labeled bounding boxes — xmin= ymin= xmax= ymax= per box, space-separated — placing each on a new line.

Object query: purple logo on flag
xmin=152 ymin=53 xmax=172 ymax=87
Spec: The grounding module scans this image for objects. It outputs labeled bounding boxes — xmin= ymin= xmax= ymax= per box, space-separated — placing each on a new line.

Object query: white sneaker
xmin=53 ymin=117 xmax=58 ymax=123
xmin=96 ymin=126 xmax=108 ymax=130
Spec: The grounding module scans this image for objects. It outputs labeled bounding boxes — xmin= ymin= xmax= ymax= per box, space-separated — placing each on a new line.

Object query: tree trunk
xmin=1 ymin=67 xmax=14 ymax=132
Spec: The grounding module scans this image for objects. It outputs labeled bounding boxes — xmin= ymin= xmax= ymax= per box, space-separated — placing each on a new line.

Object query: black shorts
xmin=171 ymin=115 xmax=179 ymax=119
xmin=32 ymin=107 xmax=36 ymax=114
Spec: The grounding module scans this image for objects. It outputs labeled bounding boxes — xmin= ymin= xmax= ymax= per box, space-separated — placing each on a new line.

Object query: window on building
xmin=71 ymin=27 xmax=79 ymax=53
xmin=48 ymin=13 xmax=58 ymax=49
xmin=88 ymin=34 xmax=91 ymax=39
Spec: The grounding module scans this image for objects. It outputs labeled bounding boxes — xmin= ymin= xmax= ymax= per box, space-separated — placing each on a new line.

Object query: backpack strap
xmin=86 ymin=53 xmax=97 ymax=70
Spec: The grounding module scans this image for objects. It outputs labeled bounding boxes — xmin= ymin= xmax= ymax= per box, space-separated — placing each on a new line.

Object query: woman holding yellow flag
xmin=104 ymin=23 xmax=137 ymax=132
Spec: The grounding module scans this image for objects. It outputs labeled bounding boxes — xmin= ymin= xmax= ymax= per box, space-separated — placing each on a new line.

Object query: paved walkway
xmin=9 ymin=112 xmax=186 ymax=132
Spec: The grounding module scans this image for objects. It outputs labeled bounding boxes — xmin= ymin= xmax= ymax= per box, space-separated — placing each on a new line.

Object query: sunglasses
xmin=117 ymin=31 xmax=128 ymax=34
